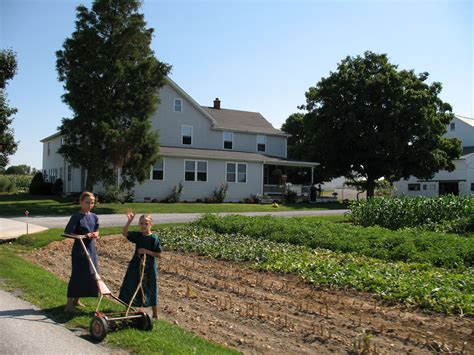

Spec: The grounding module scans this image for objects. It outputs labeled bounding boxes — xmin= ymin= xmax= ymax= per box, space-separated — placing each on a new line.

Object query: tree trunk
xmin=366 ymin=178 xmax=375 ymax=199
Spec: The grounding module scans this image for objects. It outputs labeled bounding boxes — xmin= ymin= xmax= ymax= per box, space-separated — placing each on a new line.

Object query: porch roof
xmin=159 ymin=146 xmax=318 ymax=167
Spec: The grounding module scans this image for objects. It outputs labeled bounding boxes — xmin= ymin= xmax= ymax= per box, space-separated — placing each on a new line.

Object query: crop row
xmin=159 ymin=225 xmax=473 ymax=315
xmin=194 ymin=214 xmax=474 ymax=268
xmin=350 ymin=196 xmax=474 ymax=231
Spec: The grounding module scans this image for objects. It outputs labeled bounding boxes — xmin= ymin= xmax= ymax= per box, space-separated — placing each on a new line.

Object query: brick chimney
xmin=213 ymin=98 xmax=221 ymax=109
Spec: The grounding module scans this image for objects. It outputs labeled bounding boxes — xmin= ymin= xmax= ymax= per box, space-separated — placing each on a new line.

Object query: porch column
xmin=311 ymin=166 xmax=314 ymax=185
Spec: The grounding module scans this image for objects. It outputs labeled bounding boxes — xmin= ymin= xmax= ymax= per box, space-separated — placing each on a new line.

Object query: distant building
xmin=393 ymin=115 xmax=474 ymax=197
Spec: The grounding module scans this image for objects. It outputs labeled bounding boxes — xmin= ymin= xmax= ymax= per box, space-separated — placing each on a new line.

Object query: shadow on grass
xmin=42 ymin=305 xmax=90 ymax=324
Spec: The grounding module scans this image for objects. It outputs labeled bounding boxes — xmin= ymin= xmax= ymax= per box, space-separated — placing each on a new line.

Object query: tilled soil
xmin=25 ymin=235 xmax=473 ymax=354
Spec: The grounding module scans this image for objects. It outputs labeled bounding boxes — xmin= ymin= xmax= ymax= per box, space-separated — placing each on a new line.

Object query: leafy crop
xmin=194 ymin=214 xmax=474 ymax=268
xmin=350 ymin=196 xmax=474 ymax=231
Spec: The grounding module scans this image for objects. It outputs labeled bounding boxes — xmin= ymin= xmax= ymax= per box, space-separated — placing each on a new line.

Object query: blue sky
xmin=1 ymin=0 xmax=473 ymax=169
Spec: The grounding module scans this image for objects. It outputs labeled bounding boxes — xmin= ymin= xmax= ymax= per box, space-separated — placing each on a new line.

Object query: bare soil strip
xmin=25 ymin=236 xmax=473 ymax=354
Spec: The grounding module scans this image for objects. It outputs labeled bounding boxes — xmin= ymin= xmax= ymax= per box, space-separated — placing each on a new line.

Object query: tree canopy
xmin=56 ymin=0 xmax=171 ymax=191
xmin=0 ymin=49 xmax=18 ymax=169
xmin=5 ymin=164 xmax=31 ymax=175
xmin=296 ymin=51 xmax=461 ymax=197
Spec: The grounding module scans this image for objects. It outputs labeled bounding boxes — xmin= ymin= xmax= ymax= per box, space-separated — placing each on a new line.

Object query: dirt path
xmin=25 ymin=235 xmax=473 ymax=354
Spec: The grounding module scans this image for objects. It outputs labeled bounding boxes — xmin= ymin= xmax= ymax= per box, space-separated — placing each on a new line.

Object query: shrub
xmin=163 ymin=182 xmax=183 ymax=203
xmin=0 ymin=176 xmax=16 ymax=193
xmin=29 ymin=181 xmax=54 ymax=195
xmin=284 ymin=189 xmax=297 ymax=203
xmin=53 ymin=178 xmax=63 ymax=195
xmin=212 ymin=183 xmax=228 ymax=203
xmin=31 ymin=172 xmax=44 ymax=183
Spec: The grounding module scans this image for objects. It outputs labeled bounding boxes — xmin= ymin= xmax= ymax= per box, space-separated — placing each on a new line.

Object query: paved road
xmin=9 ymin=209 xmax=350 ymax=229
xmin=0 ymin=289 xmax=112 ymax=354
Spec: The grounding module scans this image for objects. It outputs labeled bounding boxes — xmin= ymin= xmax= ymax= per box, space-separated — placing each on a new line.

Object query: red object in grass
xmin=25 ymin=210 xmax=29 ymax=217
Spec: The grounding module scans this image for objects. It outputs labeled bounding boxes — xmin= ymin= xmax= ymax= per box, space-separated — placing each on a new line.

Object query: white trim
xmin=184 ymin=159 xmax=208 ymax=182
xmin=181 ymin=125 xmax=193 ymax=146
xmin=223 ymin=131 xmax=234 ymax=150
xmin=174 ymin=98 xmax=183 ymax=113
xmin=225 ymin=161 xmax=247 ymax=184
xmin=257 ymin=134 xmax=266 ymax=153
xmin=150 ymin=158 xmax=165 ymax=181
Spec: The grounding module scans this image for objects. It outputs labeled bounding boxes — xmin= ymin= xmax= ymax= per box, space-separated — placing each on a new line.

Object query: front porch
xmin=262 ymin=163 xmax=320 ymax=202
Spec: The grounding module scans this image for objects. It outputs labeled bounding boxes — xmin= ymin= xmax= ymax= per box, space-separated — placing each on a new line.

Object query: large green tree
xmin=0 ymin=49 xmax=18 ymax=169
xmin=281 ymin=113 xmax=305 ymax=160
xmin=56 ymin=0 xmax=170 ymax=191
xmin=301 ymin=51 xmax=461 ymax=198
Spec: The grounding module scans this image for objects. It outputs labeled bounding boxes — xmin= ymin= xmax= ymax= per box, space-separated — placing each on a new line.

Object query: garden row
xmin=195 ymin=214 xmax=474 ymax=268
xmin=158 ymin=225 xmax=473 ymax=315
xmin=350 ymin=196 xmax=474 ymax=233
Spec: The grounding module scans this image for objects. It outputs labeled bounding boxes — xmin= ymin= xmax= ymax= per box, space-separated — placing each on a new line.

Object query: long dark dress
xmin=119 ymin=231 xmax=161 ymax=307
xmin=65 ymin=212 xmax=100 ymax=298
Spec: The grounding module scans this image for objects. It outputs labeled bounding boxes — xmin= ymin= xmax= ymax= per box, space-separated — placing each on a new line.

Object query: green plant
xmin=212 ymin=183 xmax=228 ymax=203
xmin=164 ymin=182 xmax=183 ymax=203
xmin=284 ymin=189 xmax=297 ymax=203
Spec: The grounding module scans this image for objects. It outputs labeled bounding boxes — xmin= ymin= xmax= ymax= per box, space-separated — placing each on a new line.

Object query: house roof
xmin=455 ymin=115 xmax=474 ymax=127
xmin=202 ymin=107 xmax=289 ymax=137
xmin=462 ymin=146 xmax=474 ymax=155
xmin=159 ymin=146 xmax=318 ymax=167
xmin=40 ymin=132 xmax=62 ymax=142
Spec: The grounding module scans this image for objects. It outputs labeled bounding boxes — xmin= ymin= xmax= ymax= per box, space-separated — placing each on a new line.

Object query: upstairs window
xmin=223 ymin=131 xmax=233 ymax=150
xmin=67 ymin=165 xmax=72 ymax=182
xmin=450 ymin=122 xmax=455 ymax=131
xmin=174 ymin=98 xmax=182 ymax=112
xmin=182 ymin=125 xmax=193 ymax=145
xmin=257 ymin=135 xmax=266 ymax=152
xmin=151 ymin=159 xmax=164 ymax=180
xmin=47 ymin=142 xmax=51 ymax=156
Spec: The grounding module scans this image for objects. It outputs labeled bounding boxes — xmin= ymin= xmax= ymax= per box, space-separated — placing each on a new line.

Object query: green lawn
xmin=0 ymin=227 xmax=239 ymax=354
xmin=0 ymin=194 xmax=348 ymax=216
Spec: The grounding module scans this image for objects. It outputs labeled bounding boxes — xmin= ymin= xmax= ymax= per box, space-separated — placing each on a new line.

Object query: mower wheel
xmin=90 ymin=315 xmax=108 ymax=341
xmin=136 ymin=312 xmax=153 ymax=331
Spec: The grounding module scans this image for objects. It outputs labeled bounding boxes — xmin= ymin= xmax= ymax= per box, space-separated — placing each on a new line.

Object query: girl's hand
xmin=126 ymin=209 xmax=136 ymax=223
xmin=87 ymin=232 xmax=99 ymax=239
xmin=137 ymin=248 xmax=148 ymax=255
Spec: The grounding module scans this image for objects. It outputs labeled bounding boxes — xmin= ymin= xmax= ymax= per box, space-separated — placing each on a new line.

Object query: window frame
xmin=181 ymin=125 xmax=193 ymax=146
xmin=150 ymin=158 xmax=165 ymax=181
xmin=184 ymin=159 xmax=208 ymax=182
xmin=226 ymin=162 xmax=247 ymax=184
xmin=408 ymin=183 xmax=421 ymax=191
xmin=450 ymin=122 xmax=455 ymax=131
xmin=223 ymin=131 xmax=234 ymax=150
xmin=257 ymin=134 xmax=266 ymax=152
xmin=174 ymin=98 xmax=183 ymax=112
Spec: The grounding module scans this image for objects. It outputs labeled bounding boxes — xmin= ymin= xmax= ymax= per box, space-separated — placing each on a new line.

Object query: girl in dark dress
xmin=64 ymin=191 xmax=100 ymax=313
xmin=119 ymin=211 xmax=161 ymax=319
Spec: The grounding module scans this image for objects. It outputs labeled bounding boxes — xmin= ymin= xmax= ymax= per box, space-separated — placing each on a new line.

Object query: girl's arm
xmin=122 ymin=211 xmax=135 ymax=237
xmin=137 ymin=248 xmax=162 ymax=258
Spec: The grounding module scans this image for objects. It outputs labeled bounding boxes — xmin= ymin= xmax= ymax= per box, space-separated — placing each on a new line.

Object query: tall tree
xmin=56 ymin=0 xmax=171 ymax=191
xmin=5 ymin=164 xmax=31 ymax=175
xmin=301 ymin=51 xmax=461 ymax=198
xmin=0 ymin=49 xmax=18 ymax=169
xmin=281 ymin=113 xmax=305 ymax=160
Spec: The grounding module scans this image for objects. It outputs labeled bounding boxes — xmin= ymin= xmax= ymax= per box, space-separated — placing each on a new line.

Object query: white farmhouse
xmin=393 ymin=115 xmax=474 ymax=196
xmin=41 ymin=78 xmax=318 ymax=202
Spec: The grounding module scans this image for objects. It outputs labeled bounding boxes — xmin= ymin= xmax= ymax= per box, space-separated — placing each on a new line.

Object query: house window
xmin=151 ymin=159 xmax=164 ymax=181
xmin=408 ymin=183 xmax=420 ymax=191
xmin=67 ymin=165 xmax=72 ymax=182
xmin=185 ymin=160 xmax=207 ymax=182
xmin=61 ymin=137 xmax=65 ymax=145
xmin=174 ymin=98 xmax=182 ymax=112
xmin=257 ymin=135 xmax=266 ymax=152
xmin=182 ymin=125 xmax=192 ymax=145
xmin=59 ymin=167 xmax=63 ymax=179
xmin=422 ymin=184 xmax=427 ymax=190
xmin=450 ymin=122 xmax=455 ymax=131
xmin=471 ymin=183 xmax=474 ymax=191
xmin=223 ymin=132 xmax=233 ymax=150
xmin=47 ymin=142 xmax=51 ymax=156
xmin=226 ymin=162 xmax=247 ymax=183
